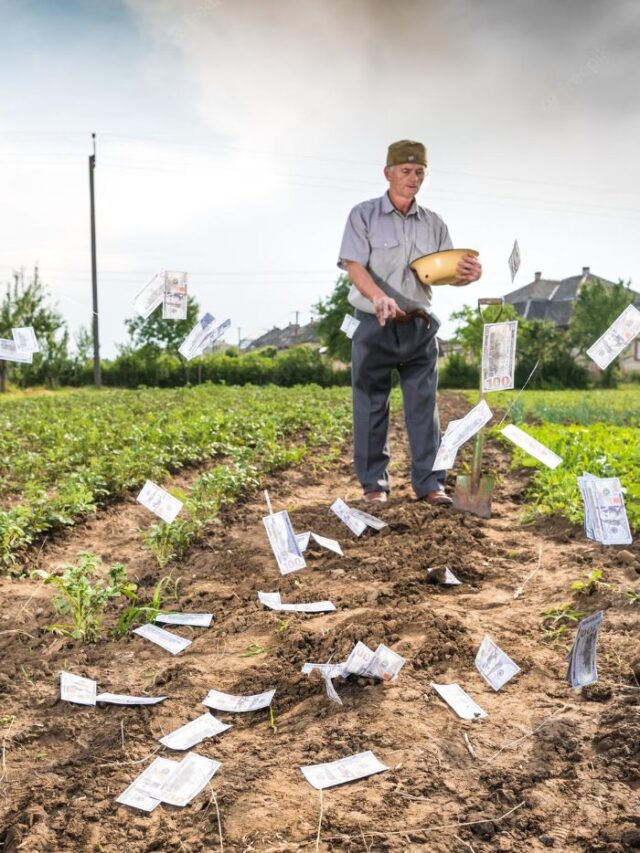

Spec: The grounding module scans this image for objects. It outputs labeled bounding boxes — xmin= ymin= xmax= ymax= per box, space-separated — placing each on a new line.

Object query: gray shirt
xmin=337 ymin=193 xmax=453 ymax=314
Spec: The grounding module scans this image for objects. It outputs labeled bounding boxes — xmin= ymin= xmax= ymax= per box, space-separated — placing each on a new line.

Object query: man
xmin=338 ymin=139 xmax=482 ymax=505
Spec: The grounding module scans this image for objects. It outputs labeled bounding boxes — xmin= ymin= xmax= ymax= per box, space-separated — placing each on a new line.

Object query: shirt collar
xmin=382 ymin=192 xmax=422 ymax=219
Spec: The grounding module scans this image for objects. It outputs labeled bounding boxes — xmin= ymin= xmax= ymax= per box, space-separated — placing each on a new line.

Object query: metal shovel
xmin=452 ymin=297 xmax=503 ymax=519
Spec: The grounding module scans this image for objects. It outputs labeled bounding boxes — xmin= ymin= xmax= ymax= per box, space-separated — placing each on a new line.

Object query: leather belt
xmin=394 ymin=310 xmax=431 ymax=327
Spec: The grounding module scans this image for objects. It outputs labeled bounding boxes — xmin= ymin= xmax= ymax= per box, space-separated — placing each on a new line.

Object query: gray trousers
xmin=351 ymin=310 xmax=444 ymax=498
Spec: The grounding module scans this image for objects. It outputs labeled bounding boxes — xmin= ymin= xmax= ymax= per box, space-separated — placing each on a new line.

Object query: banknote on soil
xmin=567 ymin=611 xmax=604 ymax=688
xmin=132 ymin=623 xmax=192 ymax=655
xmin=300 ymin=750 xmax=389 ymax=789
xmin=202 ymin=688 xmax=276 ymax=712
xmin=60 ymin=671 xmax=97 ymax=706
xmin=475 ymin=634 xmax=521 ymax=691
xmin=159 ymin=712 xmax=231 ymax=750
xmin=431 ymin=682 xmax=488 ymax=720
xmin=263 ymin=510 xmax=306 ymax=575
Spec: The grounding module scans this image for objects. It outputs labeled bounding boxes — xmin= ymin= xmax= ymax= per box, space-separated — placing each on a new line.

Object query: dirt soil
xmin=0 ymin=392 xmax=639 ymax=852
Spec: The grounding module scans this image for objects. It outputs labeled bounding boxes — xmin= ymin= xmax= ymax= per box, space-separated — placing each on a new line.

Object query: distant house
xmin=246 ymin=321 xmax=320 ymax=351
xmin=504 ymin=266 xmax=640 ymax=371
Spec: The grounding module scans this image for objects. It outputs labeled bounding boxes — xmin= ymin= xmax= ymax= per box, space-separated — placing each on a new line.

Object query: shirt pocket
xmin=412 ymin=233 xmax=437 ymax=262
xmin=369 ymin=234 xmax=401 ymax=281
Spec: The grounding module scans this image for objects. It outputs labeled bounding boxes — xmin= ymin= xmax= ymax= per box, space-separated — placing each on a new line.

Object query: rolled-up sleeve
xmin=338 ymin=205 xmax=370 ymax=270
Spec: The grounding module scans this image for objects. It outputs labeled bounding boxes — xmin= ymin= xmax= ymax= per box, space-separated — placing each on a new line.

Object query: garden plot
xmin=0 ymin=392 xmax=638 ymax=851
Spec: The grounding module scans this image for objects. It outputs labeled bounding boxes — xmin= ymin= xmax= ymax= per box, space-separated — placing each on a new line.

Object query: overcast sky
xmin=1 ymin=0 xmax=639 ymax=356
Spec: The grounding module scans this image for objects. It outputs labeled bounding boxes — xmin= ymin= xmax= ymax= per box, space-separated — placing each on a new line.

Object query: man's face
xmin=384 ymin=163 xmax=426 ymax=200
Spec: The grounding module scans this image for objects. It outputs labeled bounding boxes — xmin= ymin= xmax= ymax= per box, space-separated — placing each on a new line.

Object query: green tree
xmin=569 ymin=278 xmax=636 ymax=387
xmin=449 ymin=303 xmax=589 ymax=390
xmin=0 ymin=267 xmax=68 ymax=392
xmin=315 ymin=275 xmax=352 ymax=362
xmin=125 ymin=295 xmax=200 ymax=354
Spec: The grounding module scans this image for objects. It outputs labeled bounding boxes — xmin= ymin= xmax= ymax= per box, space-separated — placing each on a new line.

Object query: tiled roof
xmin=504 ymin=271 xmax=638 ymax=327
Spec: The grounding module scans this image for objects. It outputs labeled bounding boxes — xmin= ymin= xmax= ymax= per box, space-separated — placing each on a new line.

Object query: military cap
xmin=386 ymin=140 xmax=427 ymax=168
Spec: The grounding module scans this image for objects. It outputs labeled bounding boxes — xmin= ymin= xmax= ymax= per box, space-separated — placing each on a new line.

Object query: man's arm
xmin=344 ymin=261 xmax=406 ymax=327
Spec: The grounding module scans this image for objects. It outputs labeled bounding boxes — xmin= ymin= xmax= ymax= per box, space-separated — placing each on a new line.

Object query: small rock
xmin=539 ymin=834 xmax=555 ymax=847
xmin=618 ymin=549 xmax=636 ymax=565
xmin=497 ymin=837 xmax=513 ymax=852
xmin=330 ymin=569 xmax=346 ymax=578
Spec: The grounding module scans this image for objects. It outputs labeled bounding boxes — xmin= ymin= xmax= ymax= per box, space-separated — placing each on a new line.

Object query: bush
xmin=439 ymin=353 xmax=479 ymax=389
xmin=98 ymin=344 xmax=350 ymax=389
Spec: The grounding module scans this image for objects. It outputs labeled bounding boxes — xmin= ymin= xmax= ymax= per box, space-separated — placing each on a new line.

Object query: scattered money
xmin=427 ymin=566 xmax=461 ymax=585
xmin=321 ymin=673 xmax=344 ymax=705
xmin=258 ymin=591 xmax=336 ymax=613
xmin=508 ymin=239 xmax=521 ymax=282
xmin=578 ymin=473 xmax=632 ymax=545
xmin=340 ymin=314 xmax=361 ymax=339
xmin=431 ymin=682 xmax=488 ymax=720
xmin=263 ymin=509 xmax=306 ymax=575
xmin=132 ymin=623 xmax=192 ymax=655
xmin=344 ymin=640 xmax=375 ymax=676
xmin=342 ymin=641 xmax=405 ymax=681
xmin=159 ymin=712 xmax=231 ymax=750
xmin=202 ymin=688 xmax=276 ymax=713
xmin=60 ymin=671 xmax=97 ymax=706
xmin=296 ymin=531 xmax=343 ymax=555
xmin=433 ymin=401 xmax=493 ymax=470
xmin=179 ymin=312 xmax=215 ymax=360
xmin=295 ymin=531 xmax=310 ymax=551
xmin=348 ymin=507 xmax=388 ymax=531
xmin=126 ymin=756 xmax=179 ymax=800
xmin=136 ymin=480 xmax=183 ymax=524
xmin=96 ymin=693 xmax=167 ymax=705
xmin=586 ymin=304 xmax=640 ymax=370
xmin=12 ymin=326 xmax=39 ymax=353
xmin=162 ymin=271 xmax=188 ymax=321
xmin=157 ymin=751 xmax=221 ymax=808
xmin=300 ymin=750 xmax=389 ymax=790
xmin=132 ymin=272 xmax=165 ymax=319
xmin=116 ymin=778 xmax=161 ymax=813
xmin=567 ymin=611 xmax=604 ymax=688
xmin=155 ymin=612 xmax=213 ymax=627
xmin=367 ymin=644 xmax=406 ymax=682
xmin=475 ymin=634 xmax=521 ymax=691
xmin=482 ymin=321 xmax=517 ymax=392
xmin=0 ymin=338 xmax=33 ymax=363
xmin=301 ymin=662 xmax=347 ymax=679
xmin=330 ymin=498 xmax=367 ymax=536
xmin=501 ymin=424 xmax=562 ymax=469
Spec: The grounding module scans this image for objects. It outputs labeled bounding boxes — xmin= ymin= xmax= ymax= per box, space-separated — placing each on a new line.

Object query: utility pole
xmin=88 ymin=132 xmax=101 ymax=387
xmin=293 ymin=310 xmax=300 ymax=342
xmin=238 ymin=327 xmax=242 ymax=348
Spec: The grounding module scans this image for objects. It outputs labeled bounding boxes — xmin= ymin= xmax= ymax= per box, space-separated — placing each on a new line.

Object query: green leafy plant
xmin=114 ymin=573 xmax=180 ymax=638
xmin=570 ymin=569 xmax=611 ymax=595
xmin=34 ymin=552 xmax=136 ymax=642
xmin=540 ymin=603 xmax=587 ymax=643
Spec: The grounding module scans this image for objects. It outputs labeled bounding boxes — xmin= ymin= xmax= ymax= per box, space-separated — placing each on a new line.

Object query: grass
xmin=476 ymin=386 xmax=640 ymax=426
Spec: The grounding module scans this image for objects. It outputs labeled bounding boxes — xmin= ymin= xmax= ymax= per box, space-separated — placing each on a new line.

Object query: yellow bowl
xmin=410 ymin=248 xmax=479 ymax=286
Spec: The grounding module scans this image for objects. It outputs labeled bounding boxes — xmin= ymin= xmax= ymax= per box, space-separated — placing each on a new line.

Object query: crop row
xmin=0 ymin=385 xmax=353 ymax=569
xmin=497 ymin=422 xmax=640 ymax=531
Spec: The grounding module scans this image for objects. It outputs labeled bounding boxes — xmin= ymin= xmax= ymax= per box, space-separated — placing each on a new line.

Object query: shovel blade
xmin=452 ymin=474 xmax=494 ymax=519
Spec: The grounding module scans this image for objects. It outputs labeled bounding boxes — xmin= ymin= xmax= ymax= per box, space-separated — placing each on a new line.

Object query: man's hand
xmin=373 ymin=295 xmax=406 ymax=326
xmin=456 ymin=253 xmax=482 ymax=283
